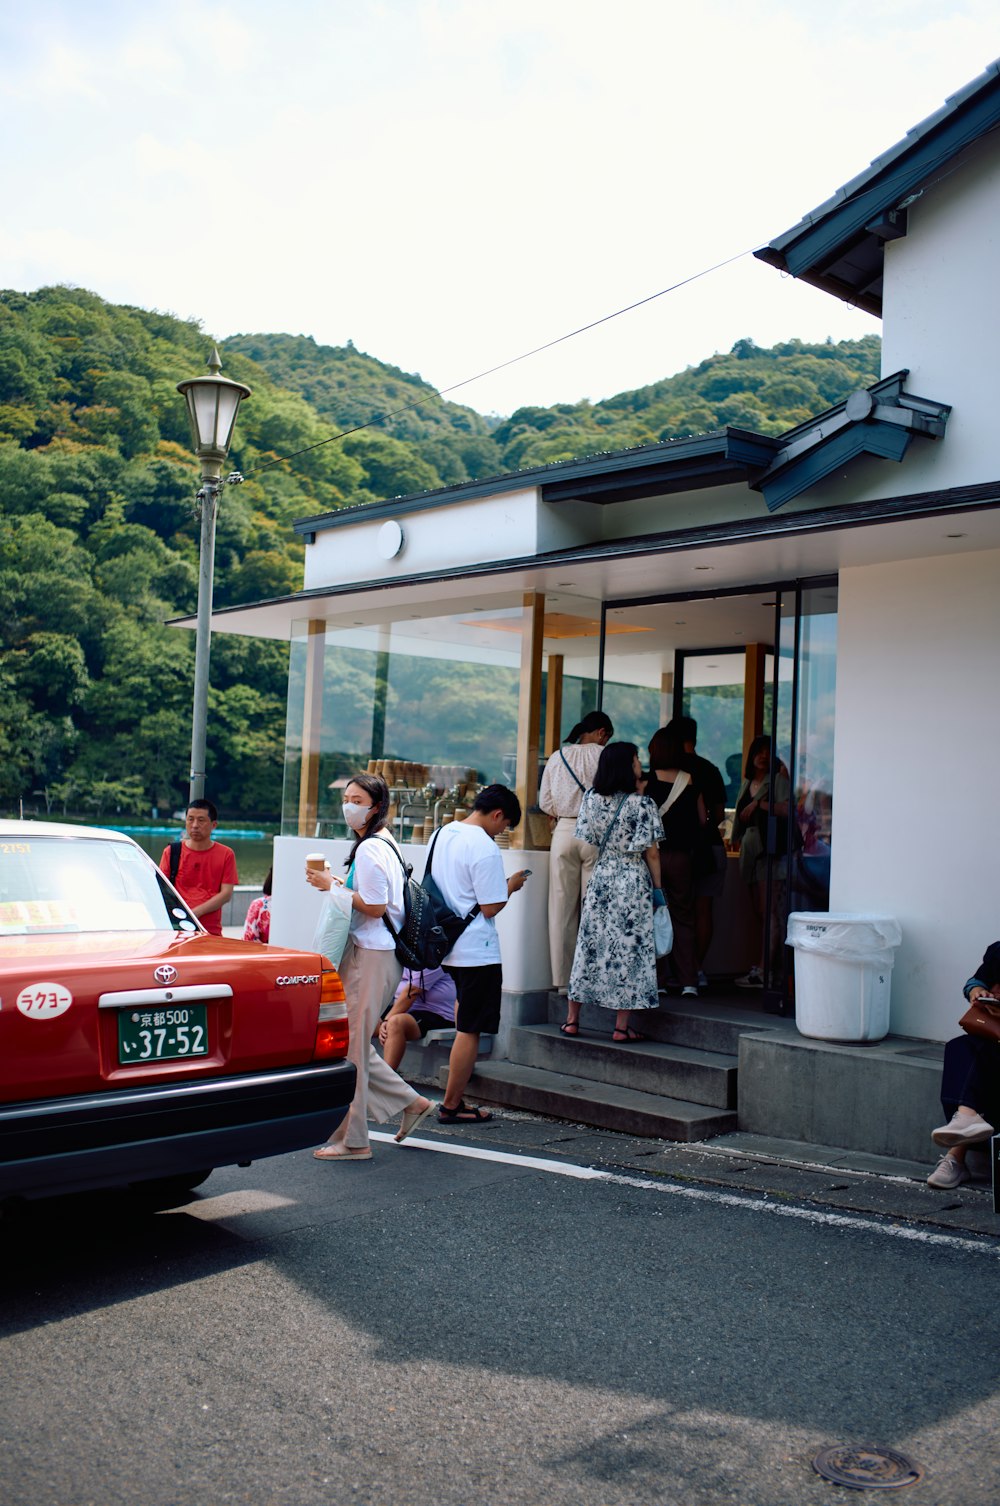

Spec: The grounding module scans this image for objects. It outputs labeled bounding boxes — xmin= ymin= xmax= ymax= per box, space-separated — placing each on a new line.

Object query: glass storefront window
xmin=283 ymin=607 xmax=524 ymax=838
xmin=680 ymin=650 xmax=765 ymax=804
xmin=787 ymin=584 xmax=837 ymax=911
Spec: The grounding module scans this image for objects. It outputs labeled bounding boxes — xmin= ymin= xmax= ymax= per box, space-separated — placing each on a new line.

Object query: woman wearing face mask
xmin=305 ymin=773 xmax=434 ymax=1159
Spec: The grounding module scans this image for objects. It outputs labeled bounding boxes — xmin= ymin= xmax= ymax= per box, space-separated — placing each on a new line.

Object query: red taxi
xmin=0 ymin=821 xmax=355 ymax=1204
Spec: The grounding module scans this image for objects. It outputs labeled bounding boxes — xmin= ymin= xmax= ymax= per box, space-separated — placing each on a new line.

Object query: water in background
xmin=108 ymin=827 xmax=275 ymax=886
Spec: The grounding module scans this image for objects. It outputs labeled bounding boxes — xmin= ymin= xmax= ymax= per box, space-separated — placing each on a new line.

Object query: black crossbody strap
xmin=559 ymin=748 xmax=587 ymax=793
xmin=423 ymin=824 xmax=480 ymax=923
xmin=595 ymin=793 xmax=629 ymax=864
xmin=424 ymin=826 xmax=441 ymax=878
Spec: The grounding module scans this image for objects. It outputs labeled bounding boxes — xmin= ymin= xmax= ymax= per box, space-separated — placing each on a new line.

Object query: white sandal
xmin=395 ymin=1100 xmax=437 ymax=1143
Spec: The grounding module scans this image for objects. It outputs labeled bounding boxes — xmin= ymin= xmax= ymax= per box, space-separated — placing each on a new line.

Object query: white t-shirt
xmin=350 ymin=832 xmax=405 ymax=950
xmin=428 ymin=821 xmax=509 ymax=967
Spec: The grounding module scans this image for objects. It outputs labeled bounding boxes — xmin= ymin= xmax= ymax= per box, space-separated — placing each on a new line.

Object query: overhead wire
xmin=243 ymin=242 xmax=759 ymax=480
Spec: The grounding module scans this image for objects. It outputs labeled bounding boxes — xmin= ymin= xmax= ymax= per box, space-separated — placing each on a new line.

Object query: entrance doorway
xmin=590 ymin=580 xmax=838 ymax=1007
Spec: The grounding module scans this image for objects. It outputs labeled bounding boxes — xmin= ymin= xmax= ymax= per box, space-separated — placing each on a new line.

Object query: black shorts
xmin=410 ymin=1008 xmax=449 ymax=1038
xmin=444 ymin=964 xmax=503 ymax=1035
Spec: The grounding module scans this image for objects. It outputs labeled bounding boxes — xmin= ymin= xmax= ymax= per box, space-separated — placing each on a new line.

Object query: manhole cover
xmin=813 ymin=1445 xmax=924 ymax=1490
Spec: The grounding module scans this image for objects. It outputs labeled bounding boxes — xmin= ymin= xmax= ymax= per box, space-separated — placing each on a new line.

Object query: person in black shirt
xmin=646 ymin=723 xmax=706 ymax=997
xmin=678 ymin=716 xmax=728 ymax=989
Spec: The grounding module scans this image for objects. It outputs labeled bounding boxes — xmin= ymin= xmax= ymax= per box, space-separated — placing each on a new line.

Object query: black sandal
xmin=560 ymin=1022 xmax=581 ymax=1036
xmin=613 ymin=1027 xmax=646 ymax=1042
xmin=437 ymin=1101 xmax=493 ymax=1123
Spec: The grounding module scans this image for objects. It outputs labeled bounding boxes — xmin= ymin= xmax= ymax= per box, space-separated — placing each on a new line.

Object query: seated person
xmin=927 ymin=941 xmax=1000 ymax=1189
xmin=377 ymin=965 xmax=457 ymax=1072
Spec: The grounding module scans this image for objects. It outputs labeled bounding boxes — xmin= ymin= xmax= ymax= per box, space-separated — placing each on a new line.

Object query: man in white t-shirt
xmin=430 ymin=785 xmax=528 ymax=1124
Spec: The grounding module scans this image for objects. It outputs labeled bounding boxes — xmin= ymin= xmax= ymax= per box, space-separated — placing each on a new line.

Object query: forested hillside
xmin=0 ymin=284 xmax=880 ymax=820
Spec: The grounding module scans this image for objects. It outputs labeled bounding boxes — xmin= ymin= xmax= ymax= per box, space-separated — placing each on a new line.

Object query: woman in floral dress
xmin=564 ymin=742 xmax=665 ymax=1041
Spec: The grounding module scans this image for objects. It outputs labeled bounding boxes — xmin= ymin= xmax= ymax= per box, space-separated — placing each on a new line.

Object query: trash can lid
xmin=787 ymin=912 xmax=902 ymax=954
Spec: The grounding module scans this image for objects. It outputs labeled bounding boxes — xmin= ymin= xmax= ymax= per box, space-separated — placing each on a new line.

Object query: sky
xmin=1 ymin=0 xmax=997 ymax=417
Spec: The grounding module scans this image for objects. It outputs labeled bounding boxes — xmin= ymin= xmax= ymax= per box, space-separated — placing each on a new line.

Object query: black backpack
xmin=379 ymin=828 xmax=480 ymax=970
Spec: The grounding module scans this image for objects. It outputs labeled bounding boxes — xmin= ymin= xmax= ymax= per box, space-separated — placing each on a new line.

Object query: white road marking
xmin=371 ymin=1131 xmax=604 ymax=1178
xmin=370 ymin=1131 xmax=1000 ymax=1258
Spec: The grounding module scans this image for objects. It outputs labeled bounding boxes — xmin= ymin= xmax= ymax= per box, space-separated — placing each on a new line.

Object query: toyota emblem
xmin=154 ymin=965 xmax=178 ymax=985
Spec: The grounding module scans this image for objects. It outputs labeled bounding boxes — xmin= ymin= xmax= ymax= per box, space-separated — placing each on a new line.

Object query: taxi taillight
xmin=314 ymin=964 xmax=349 ymax=1059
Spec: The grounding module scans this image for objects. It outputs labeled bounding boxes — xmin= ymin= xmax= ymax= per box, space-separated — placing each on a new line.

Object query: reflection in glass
xmin=282 ymin=612 xmax=523 ymax=836
xmin=789 ymin=587 xmax=837 ymax=915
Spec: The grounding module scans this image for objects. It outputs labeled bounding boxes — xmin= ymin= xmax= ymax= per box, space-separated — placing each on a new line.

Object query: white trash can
xmin=786 ymin=912 xmax=902 ymax=1042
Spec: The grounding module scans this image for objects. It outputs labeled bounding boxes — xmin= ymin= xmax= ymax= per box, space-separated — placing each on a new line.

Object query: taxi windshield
xmin=0 ymin=836 xmax=199 ymax=936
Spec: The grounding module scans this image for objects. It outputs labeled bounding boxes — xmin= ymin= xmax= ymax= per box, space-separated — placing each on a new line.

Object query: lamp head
xmin=177 ymin=345 xmax=251 ymax=461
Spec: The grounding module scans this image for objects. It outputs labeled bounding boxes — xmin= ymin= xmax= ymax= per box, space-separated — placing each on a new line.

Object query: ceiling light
xmin=945 ymin=532 xmax=967 ymax=539
xmin=694 ymin=565 xmax=713 ymax=572
xmin=674 ymin=620 xmax=686 ymax=626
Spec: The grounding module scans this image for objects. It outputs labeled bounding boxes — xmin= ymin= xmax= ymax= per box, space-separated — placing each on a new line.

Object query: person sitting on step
xmin=377 ymin=965 xmax=457 ymax=1072
xmin=927 ymin=941 xmax=1000 ymax=1190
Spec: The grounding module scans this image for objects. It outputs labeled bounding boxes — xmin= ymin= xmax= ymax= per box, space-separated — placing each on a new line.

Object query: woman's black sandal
xmin=437 ymin=1101 xmax=493 ymax=1123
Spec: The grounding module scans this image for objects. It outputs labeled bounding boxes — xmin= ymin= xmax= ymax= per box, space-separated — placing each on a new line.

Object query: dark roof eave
xmin=755 ymin=58 xmax=1000 ymax=313
xmin=175 ymin=475 xmax=1000 ymax=630
xmin=293 ymin=427 xmax=779 ymax=537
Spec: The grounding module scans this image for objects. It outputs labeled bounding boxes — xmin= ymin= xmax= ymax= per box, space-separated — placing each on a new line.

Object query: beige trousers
xmin=548 ymin=817 xmax=598 ymax=988
xmin=327 ymin=936 xmax=417 ymax=1151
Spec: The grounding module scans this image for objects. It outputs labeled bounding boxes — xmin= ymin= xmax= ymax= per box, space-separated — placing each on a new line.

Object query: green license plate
xmin=118 ymin=1004 xmax=208 ymax=1065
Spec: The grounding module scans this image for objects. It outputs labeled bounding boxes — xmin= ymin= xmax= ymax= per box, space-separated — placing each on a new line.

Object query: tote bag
xmin=312 ymin=879 xmax=353 ymax=967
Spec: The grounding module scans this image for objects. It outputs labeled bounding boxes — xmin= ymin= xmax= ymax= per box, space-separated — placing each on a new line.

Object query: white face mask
xmin=342 ymin=800 xmax=373 ymax=832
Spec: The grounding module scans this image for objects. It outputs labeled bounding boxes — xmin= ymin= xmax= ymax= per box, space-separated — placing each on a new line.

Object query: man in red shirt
xmin=160 ymin=799 xmax=237 ymax=936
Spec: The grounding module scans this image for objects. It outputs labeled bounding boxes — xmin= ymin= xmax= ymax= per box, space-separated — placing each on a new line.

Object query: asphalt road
xmin=2 ymin=1115 xmax=999 ymax=1506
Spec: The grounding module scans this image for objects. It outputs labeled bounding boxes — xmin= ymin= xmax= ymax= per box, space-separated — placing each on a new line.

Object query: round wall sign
xmin=376 ymin=520 xmax=404 ymax=559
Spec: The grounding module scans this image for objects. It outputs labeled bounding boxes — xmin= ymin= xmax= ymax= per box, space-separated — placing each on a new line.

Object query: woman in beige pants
xmin=538 ymin=712 xmax=613 ymax=994
xmin=306 ymin=773 xmax=434 ymax=1159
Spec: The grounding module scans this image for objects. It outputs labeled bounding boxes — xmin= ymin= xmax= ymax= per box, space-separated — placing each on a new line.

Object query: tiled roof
xmin=755 ymin=59 xmax=1000 ymax=314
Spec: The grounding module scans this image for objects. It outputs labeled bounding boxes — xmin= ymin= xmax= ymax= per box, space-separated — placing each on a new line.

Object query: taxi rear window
xmin=0 ymin=838 xmax=199 ymax=935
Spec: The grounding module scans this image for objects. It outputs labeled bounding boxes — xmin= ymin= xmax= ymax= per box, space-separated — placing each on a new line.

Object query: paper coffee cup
xmin=305 ymin=852 xmax=327 ymax=872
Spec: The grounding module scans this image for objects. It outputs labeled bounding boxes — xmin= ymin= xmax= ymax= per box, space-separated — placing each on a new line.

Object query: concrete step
xmin=508 ymin=1023 xmax=738 ymax=1109
xmin=444 ymin=1059 xmax=738 ymax=1142
xmin=545 ymin=993 xmax=792 ymax=1056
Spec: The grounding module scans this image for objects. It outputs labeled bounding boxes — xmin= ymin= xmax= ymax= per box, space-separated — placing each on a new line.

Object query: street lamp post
xmin=177 ymin=346 xmax=251 ymax=804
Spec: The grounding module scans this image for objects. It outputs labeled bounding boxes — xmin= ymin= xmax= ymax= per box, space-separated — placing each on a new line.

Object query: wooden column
xmin=512 ymin=591 xmax=545 ymax=850
xmin=297 ymin=620 xmax=326 ymax=837
xmin=544 ymin=653 xmax=564 ymax=755
xmin=743 ymin=642 xmax=768 ymax=764
xmin=659 ymin=669 xmax=674 ymax=727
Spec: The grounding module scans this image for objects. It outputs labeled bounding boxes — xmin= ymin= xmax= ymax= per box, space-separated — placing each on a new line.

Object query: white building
xmin=198 ymin=60 xmax=1000 ymax=1157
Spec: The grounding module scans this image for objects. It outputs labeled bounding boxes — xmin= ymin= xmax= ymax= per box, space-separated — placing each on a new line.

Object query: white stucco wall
xmin=302 ymin=489 xmax=539 ymax=590
xmin=881 ymin=137 xmax=1000 ymax=491
xmin=830 ymin=548 xmax=1000 ymax=1039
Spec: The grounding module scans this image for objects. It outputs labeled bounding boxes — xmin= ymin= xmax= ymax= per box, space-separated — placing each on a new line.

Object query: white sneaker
xmin=681 ymin=985 xmax=699 ymax=998
xmin=931 ymin=1111 xmax=995 ymax=1148
xmin=697 ymin=971 xmax=709 ymax=990
xmin=735 ymin=967 xmax=764 ymax=989
xmin=926 ymin=1154 xmax=970 ymax=1189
